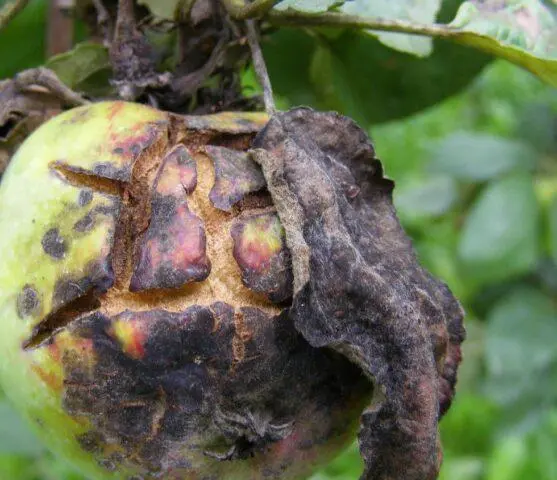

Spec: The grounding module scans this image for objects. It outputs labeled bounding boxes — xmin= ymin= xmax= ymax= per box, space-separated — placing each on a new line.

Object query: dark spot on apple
xmin=52 ymin=261 xmax=114 ymax=310
xmin=92 ymin=162 xmax=130 ymax=182
xmin=99 ymin=459 xmax=116 ymax=471
xmin=130 ymin=143 xmax=141 ymax=156
xmin=41 ymin=228 xmax=67 ymax=259
xmin=78 ymin=189 xmax=93 ymax=207
xmin=77 ymin=431 xmax=104 ymax=454
xmin=16 ymin=284 xmax=40 ymax=318
xmin=73 ymin=212 xmax=95 ymax=233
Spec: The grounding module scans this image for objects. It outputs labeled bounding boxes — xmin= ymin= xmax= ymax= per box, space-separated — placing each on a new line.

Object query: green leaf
xmin=0 ymin=402 xmax=43 ymax=455
xmin=395 ymin=175 xmax=457 ymax=219
xmin=275 ymin=0 xmax=441 ymax=56
xmin=457 ymin=173 xmax=540 ymax=285
xmin=484 ymin=288 xmax=557 ymax=429
xmin=265 ymin=2 xmax=492 ymax=124
xmin=428 ymin=132 xmax=538 ymax=181
xmin=310 ymin=442 xmax=363 ymax=479
xmin=485 ymin=435 xmax=529 ymax=480
xmin=0 ymin=0 xmax=47 ymax=79
xmin=262 ymin=28 xmax=323 ymax=112
xmin=269 ymin=0 xmax=557 ymax=86
xmin=438 ymin=456 xmax=484 ymax=480
xmin=486 ymin=288 xmax=557 ymax=387
xmin=448 ymin=0 xmax=557 ymax=86
xmin=516 ymin=102 xmax=557 ymax=153
xmin=549 ymin=196 xmax=557 ymax=265
xmin=340 ymin=0 xmax=442 ymax=56
xmin=45 ymin=42 xmax=112 ymax=95
xmin=265 ymin=28 xmax=490 ymax=124
xmin=440 ymin=394 xmax=500 ymax=456
xmin=138 ymin=0 xmax=180 ymax=19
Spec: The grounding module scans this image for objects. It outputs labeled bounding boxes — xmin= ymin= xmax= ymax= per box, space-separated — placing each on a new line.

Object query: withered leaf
xmin=251 ymin=108 xmax=465 ymax=480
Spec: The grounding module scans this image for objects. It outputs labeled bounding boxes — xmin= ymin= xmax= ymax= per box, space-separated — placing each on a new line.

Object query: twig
xmin=267 ymin=10 xmax=454 ymax=38
xmin=114 ymin=0 xmax=135 ymax=38
xmin=14 ymin=68 xmax=89 ymax=106
xmin=0 ymin=0 xmax=30 ymax=30
xmin=91 ymin=0 xmax=112 ymax=46
xmin=47 ymin=0 xmax=74 ymax=56
xmin=171 ymin=36 xmax=228 ymax=97
xmin=110 ymin=0 xmax=169 ymax=100
xmin=222 ymin=0 xmax=280 ymax=20
xmin=245 ymin=19 xmax=275 ymax=115
xmin=175 ymin=0 xmax=196 ymax=22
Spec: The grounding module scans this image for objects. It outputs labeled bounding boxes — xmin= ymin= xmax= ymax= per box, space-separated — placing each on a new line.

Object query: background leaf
xmin=0 ymin=0 xmax=46 ymax=79
xmin=428 ymin=132 xmax=539 ymax=181
xmin=549 ymin=196 xmax=557 ymax=265
xmin=45 ymin=43 xmax=112 ymax=96
xmin=339 ymin=0 xmax=441 ymax=56
xmin=270 ymin=0 xmax=557 ymax=86
xmin=484 ymin=288 xmax=557 ymax=430
xmin=394 ymin=175 xmax=457 ymax=220
xmin=457 ymin=173 xmax=540 ymax=286
xmin=264 ymin=3 xmax=491 ymax=124
xmin=137 ymin=0 xmax=180 ymax=20
xmin=448 ymin=0 xmax=557 ymax=86
xmin=0 ymin=402 xmax=43 ymax=455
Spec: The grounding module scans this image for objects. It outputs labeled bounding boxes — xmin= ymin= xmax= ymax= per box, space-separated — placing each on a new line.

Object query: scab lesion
xmin=41 ymin=227 xmax=68 ymax=259
xmin=230 ymin=211 xmax=293 ymax=304
xmin=16 ymin=284 xmax=41 ymax=319
xmin=77 ymin=189 xmax=94 ymax=207
xmin=129 ymin=145 xmax=211 ymax=292
xmin=205 ymin=407 xmax=294 ymax=461
xmin=203 ymin=145 xmax=266 ymax=212
xmin=153 ymin=144 xmax=197 ymax=196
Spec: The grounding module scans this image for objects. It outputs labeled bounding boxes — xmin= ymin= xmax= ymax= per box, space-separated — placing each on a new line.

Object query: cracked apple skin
xmin=0 ymin=102 xmax=372 ymax=480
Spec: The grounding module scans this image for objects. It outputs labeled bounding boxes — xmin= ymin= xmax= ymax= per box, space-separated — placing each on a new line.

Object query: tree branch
xmin=14 ymin=68 xmax=88 ymax=106
xmin=245 ymin=19 xmax=275 ymax=115
xmin=0 ymin=0 xmax=30 ymax=31
xmin=47 ymin=0 xmax=74 ymax=56
xmin=175 ymin=0 xmax=196 ymax=22
xmin=267 ymin=10 xmax=454 ymax=38
xmin=222 ymin=0 xmax=280 ymax=20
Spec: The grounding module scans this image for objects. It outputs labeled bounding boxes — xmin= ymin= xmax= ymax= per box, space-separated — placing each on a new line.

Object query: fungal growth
xmin=0 ymin=102 xmax=464 ymax=480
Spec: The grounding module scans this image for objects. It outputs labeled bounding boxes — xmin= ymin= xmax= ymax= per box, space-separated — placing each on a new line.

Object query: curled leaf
xmin=252 ymin=108 xmax=465 ymax=480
